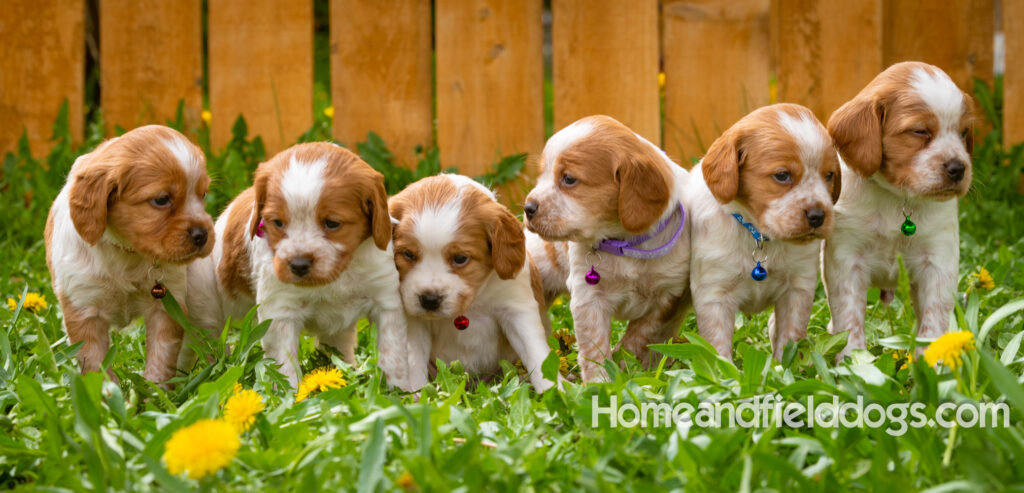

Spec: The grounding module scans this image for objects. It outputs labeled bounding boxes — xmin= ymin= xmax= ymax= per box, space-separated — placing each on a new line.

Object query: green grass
xmin=2 ymin=80 xmax=1024 ymax=491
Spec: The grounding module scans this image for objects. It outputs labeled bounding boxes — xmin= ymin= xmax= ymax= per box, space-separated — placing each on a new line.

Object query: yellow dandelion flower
xmin=224 ymin=389 xmax=264 ymax=431
xmin=924 ymin=331 xmax=975 ymax=370
xmin=553 ymin=296 xmax=563 ymax=306
xmin=295 ymin=367 xmax=346 ymax=402
xmin=559 ymin=355 xmax=569 ymax=374
xmin=163 ymin=419 xmax=239 ymax=479
xmin=396 ymin=471 xmax=417 ymax=492
xmin=769 ymin=78 xmax=779 ymax=104
xmin=658 ymin=72 xmax=666 ymax=90
xmin=232 ymin=382 xmax=243 ymax=395
xmin=323 ymin=106 xmax=335 ymax=119
xmin=554 ymin=328 xmax=576 ymax=349
xmin=201 ymin=109 xmax=212 ymax=125
xmin=7 ymin=292 xmax=47 ymax=313
xmin=892 ymin=350 xmax=914 ymax=370
xmin=971 ymin=267 xmax=995 ymax=291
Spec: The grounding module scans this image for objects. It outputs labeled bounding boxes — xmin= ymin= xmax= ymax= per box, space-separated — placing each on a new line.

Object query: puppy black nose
xmin=806 ymin=208 xmax=826 ymax=228
xmin=419 ymin=293 xmax=443 ymax=311
xmin=189 ymin=227 xmax=208 ymax=247
xmin=289 ymin=258 xmax=312 ymax=277
xmin=944 ymin=160 xmax=966 ymax=182
xmin=523 ymin=201 xmax=538 ymax=220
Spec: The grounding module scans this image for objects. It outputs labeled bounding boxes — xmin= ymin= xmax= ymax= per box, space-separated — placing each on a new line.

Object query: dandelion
xmin=232 ymin=382 xmax=243 ymax=395
xmin=559 ymin=354 xmax=569 ymax=374
xmin=968 ymin=267 xmax=995 ymax=291
xmin=396 ymin=471 xmax=417 ymax=492
xmin=924 ymin=331 xmax=975 ymax=370
xmin=323 ymin=106 xmax=335 ymax=119
xmin=553 ymin=328 xmax=575 ymax=349
xmin=892 ymin=350 xmax=914 ymax=370
xmin=201 ymin=109 xmax=212 ymax=125
xmin=295 ymin=367 xmax=346 ymax=402
xmin=223 ymin=389 xmax=264 ymax=432
xmin=7 ymin=292 xmax=47 ymax=313
xmin=658 ymin=72 xmax=666 ymax=90
xmin=163 ymin=419 xmax=239 ymax=479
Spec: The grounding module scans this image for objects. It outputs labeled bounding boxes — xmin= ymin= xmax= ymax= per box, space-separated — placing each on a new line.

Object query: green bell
xmin=901 ymin=216 xmax=917 ymax=236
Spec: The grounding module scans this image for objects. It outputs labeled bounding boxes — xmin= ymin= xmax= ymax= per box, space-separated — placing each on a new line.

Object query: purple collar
xmin=595 ymin=203 xmax=686 ymax=259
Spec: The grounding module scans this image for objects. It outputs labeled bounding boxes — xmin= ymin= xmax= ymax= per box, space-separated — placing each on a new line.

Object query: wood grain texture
xmin=0 ymin=0 xmax=84 ymax=157
xmin=883 ymin=0 xmax=995 ymax=92
xmin=663 ymin=0 xmax=770 ymax=162
xmin=773 ymin=0 xmax=882 ymax=122
xmin=331 ymin=0 xmax=432 ymax=168
xmin=435 ymin=0 xmax=544 ymax=200
xmin=100 ymin=0 xmax=202 ymax=136
xmin=208 ymin=0 xmax=313 ymax=154
xmin=1005 ymin=0 xmax=1024 ymax=148
xmin=553 ymin=0 xmax=660 ymax=145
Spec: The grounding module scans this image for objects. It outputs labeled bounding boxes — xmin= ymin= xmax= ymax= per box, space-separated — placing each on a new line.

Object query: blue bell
xmin=751 ymin=261 xmax=767 ymax=281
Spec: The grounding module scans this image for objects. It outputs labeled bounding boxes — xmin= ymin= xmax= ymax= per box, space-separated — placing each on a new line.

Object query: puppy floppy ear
xmin=961 ymin=90 xmax=976 ymax=155
xmin=831 ymin=163 xmax=843 ymax=204
xmin=828 ymin=95 xmax=883 ymax=177
xmin=68 ymin=154 xmax=117 ymax=245
xmin=248 ymin=165 xmax=269 ymax=239
xmin=364 ymin=174 xmax=392 ymax=250
xmin=616 ymin=149 xmax=671 ymax=234
xmin=488 ymin=205 xmax=526 ymax=280
xmin=701 ymin=129 xmax=741 ymax=204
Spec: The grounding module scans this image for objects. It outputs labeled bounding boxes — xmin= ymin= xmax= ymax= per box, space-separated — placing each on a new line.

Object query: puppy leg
xmin=770 ymin=286 xmax=814 ymax=361
xmin=60 ymin=295 xmax=112 ymax=374
xmin=499 ymin=305 xmax=559 ymax=392
xmin=694 ymin=297 xmax=738 ymax=359
xmin=617 ymin=292 xmax=690 ymax=367
xmin=406 ymin=319 xmax=432 ymax=392
xmin=319 ymin=324 xmax=357 ymax=366
xmin=905 ymin=249 xmax=957 ymax=347
xmin=142 ymin=303 xmax=185 ymax=383
xmin=824 ymin=241 xmax=869 ymax=361
xmin=262 ymin=318 xmax=303 ymax=389
xmin=570 ymin=296 xmax=613 ymax=383
xmin=371 ymin=307 xmax=410 ymax=391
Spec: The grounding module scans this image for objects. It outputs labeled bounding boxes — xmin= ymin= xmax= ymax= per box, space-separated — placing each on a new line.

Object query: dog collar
xmin=596 ymin=203 xmax=686 ymax=259
xmin=731 ymin=213 xmax=769 ymax=282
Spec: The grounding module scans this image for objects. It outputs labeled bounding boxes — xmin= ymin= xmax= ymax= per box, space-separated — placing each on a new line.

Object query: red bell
xmin=454 ymin=316 xmax=469 ymax=330
xmin=150 ymin=282 xmax=167 ymax=299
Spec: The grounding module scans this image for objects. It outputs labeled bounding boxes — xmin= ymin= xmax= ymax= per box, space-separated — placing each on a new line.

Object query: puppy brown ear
xmin=68 ymin=155 xmax=116 ymax=245
xmin=961 ymin=91 xmax=976 ymax=155
xmin=701 ymin=130 xmax=741 ymax=204
xmin=248 ymin=165 xmax=269 ymax=239
xmin=828 ymin=96 xmax=883 ymax=177
xmin=616 ymin=150 xmax=671 ymax=234
xmin=366 ymin=176 xmax=392 ymax=250
xmin=489 ymin=205 xmax=526 ymax=280
xmin=831 ymin=164 xmax=843 ymax=204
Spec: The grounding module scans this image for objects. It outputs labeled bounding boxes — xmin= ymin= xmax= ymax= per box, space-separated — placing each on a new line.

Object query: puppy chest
xmin=426 ymin=316 xmax=514 ymax=373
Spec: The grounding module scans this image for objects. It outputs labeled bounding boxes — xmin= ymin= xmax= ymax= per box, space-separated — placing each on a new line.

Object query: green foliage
xmin=1 ymin=79 xmax=1023 ymax=490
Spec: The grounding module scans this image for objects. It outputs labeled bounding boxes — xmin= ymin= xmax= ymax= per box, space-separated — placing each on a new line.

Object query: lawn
xmin=2 ymin=81 xmax=1024 ymax=491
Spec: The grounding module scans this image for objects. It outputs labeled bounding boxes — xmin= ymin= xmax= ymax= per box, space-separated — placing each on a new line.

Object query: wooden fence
xmin=1 ymin=0 xmax=1018 ymax=181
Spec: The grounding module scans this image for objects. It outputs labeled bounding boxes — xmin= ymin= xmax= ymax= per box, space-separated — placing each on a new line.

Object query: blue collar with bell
xmin=731 ymin=213 xmax=769 ymax=281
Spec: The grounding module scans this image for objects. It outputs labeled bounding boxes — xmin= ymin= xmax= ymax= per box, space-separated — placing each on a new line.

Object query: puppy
xmin=824 ymin=61 xmax=974 ymax=359
xmin=524 ymin=229 xmax=569 ymax=310
xmin=185 ymin=142 xmax=408 ymax=390
xmin=390 ymin=174 xmax=557 ymax=392
xmin=45 ymin=125 xmax=214 ymax=382
xmin=524 ymin=115 xmax=691 ymax=383
xmin=687 ymin=104 xmax=839 ymax=360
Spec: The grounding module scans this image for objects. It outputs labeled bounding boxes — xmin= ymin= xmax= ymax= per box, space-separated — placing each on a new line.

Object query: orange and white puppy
xmin=524 ymin=115 xmax=691 ymax=383
xmin=390 ymin=175 xmax=556 ymax=392
xmin=824 ymin=62 xmax=974 ymax=359
xmin=687 ymin=104 xmax=840 ymax=360
xmin=45 ymin=125 xmax=214 ymax=382
xmin=185 ymin=142 xmax=408 ymax=389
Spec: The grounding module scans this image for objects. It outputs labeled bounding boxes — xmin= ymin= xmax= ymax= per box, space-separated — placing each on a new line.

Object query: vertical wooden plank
xmin=884 ymin=0 xmax=995 ymax=92
xmin=0 ymin=0 xmax=84 ymax=157
xmin=773 ymin=0 xmax=882 ymax=122
xmin=553 ymin=0 xmax=660 ymax=145
xmin=663 ymin=0 xmax=770 ymax=162
xmin=435 ymin=0 xmax=544 ymax=190
xmin=1005 ymin=0 xmax=1024 ymax=147
xmin=100 ymin=0 xmax=202 ymax=136
xmin=208 ymin=0 xmax=313 ymax=154
xmin=331 ymin=0 xmax=432 ymax=167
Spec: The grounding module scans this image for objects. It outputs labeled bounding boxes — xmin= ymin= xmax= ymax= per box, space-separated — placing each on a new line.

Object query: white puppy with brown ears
xmin=46 ymin=125 xmax=215 ymax=382
xmin=389 ymin=174 xmax=556 ymax=392
xmin=824 ymin=62 xmax=974 ymax=359
xmin=185 ymin=142 xmax=409 ymax=390
xmin=524 ymin=115 xmax=691 ymax=383
xmin=687 ymin=104 xmax=840 ymax=361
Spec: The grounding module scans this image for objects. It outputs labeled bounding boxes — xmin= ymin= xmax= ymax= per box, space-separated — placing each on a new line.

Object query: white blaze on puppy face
xmin=271 ymin=156 xmax=344 ymax=282
xmin=899 ymin=67 xmax=973 ymax=196
xmin=524 ymin=119 xmax=596 ymax=241
xmin=400 ymin=199 xmax=469 ymax=318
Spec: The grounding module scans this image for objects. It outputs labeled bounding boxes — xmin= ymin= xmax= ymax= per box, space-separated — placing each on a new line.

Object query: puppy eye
xmin=451 ymin=254 xmax=469 ymax=266
xmin=401 ymin=250 xmax=417 ymax=262
xmin=773 ymin=171 xmax=791 ymax=183
xmin=825 ymin=172 xmax=834 ymax=181
xmin=911 ymin=128 xmax=930 ymax=138
xmin=323 ymin=219 xmax=341 ymax=230
xmin=960 ymin=128 xmax=970 ymax=139
xmin=150 ymin=195 xmax=171 ymax=208
xmin=560 ymin=174 xmax=578 ymax=186
xmin=272 ymin=219 xmax=284 ymax=228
